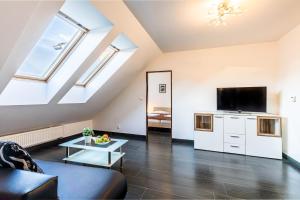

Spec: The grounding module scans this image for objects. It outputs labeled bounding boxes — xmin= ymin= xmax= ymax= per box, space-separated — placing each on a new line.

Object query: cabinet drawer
xmin=224 ymin=115 xmax=245 ymax=135
xmin=224 ymin=134 xmax=245 ymax=145
xmin=224 ymin=143 xmax=245 ymax=154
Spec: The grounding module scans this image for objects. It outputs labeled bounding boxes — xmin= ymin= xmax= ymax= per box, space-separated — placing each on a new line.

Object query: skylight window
xmin=76 ymin=45 xmax=119 ymax=86
xmin=15 ymin=12 xmax=88 ymax=81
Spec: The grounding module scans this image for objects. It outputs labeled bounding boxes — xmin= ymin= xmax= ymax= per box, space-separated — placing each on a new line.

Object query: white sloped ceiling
xmin=0 ymin=0 xmax=161 ymax=136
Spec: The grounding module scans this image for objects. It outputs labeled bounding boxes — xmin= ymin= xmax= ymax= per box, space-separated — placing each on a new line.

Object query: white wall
xmin=278 ymin=24 xmax=300 ymax=163
xmin=93 ymin=42 xmax=280 ymax=139
xmin=93 ymin=73 xmax=147 ymax=135
xmin=148 ymin=72 xmax=171 ymax=112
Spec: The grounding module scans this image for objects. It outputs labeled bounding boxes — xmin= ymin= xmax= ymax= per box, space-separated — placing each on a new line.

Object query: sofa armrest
xmin=0 ymin=168 xmax=57 ymax=200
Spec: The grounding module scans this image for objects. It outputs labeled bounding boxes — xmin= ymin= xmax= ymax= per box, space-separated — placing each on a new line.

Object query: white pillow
xmin=153 ymin=110 xmax=169 ymax=114
xmin=148 ymin=113 xmax=159 ymax=117
xmin=148 ymin=119 xmax=160 ymax=123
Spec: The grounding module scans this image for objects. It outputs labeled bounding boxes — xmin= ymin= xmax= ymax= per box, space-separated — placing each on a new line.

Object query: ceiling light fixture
xmin=208 ymin=0 xmax=243 ymax=26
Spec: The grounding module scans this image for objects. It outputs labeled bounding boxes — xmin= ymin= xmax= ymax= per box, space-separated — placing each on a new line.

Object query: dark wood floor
xmin=31 ymin=132 xmax=300 ymax=199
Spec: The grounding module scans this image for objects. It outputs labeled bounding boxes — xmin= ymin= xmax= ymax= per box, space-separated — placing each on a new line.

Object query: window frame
xmin=75 ymin=45 xmax=120 ymax=87
xmin=14 ymin=11 xmax=89 ymax=82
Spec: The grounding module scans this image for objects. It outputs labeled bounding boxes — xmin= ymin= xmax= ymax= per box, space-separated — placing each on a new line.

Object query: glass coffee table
xmin=59 ymin=137 xmax=128 ymax=168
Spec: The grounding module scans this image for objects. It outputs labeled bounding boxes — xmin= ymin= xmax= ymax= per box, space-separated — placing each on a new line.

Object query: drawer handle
xmin=214 ymin=116 xmax=223 ymax=118
xmin=230 ymin=135 xmax=240 ymax=138
xmin=230 ymin=117 xmax=239 ymax=119
xmin=230 ymin=145 xmax=239 ymax=148
xmin=247 ymin=118 xmax=256 ymax=120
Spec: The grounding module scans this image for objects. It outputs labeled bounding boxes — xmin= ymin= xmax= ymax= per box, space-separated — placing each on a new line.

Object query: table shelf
xmin=63 ymin=149 xmax=125 ymax=168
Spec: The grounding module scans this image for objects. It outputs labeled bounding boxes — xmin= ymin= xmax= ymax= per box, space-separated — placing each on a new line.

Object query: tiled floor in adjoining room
xmin=31 ymin=132 xmax=300 ymax=199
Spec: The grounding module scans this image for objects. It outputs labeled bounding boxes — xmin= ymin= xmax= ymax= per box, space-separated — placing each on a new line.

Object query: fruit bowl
xmin=93 ymin=134 xmax=111 ymax=145
xmin=95 ymin=140 xmax=110 ymax=145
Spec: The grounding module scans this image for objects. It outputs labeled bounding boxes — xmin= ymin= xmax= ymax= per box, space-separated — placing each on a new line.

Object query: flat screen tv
xmin=217 ymin=87 xmax=267 ymax=112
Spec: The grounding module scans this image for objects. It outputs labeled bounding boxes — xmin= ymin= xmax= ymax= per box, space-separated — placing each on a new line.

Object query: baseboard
xmin=172 ymin=138 xmax=194 ymax=145
xmin=26 ymin=130 xmax=194 ymax=152
xmin=98 ymin=130 xmax=194 ymax=144
xmin=283 ymin=153 xmax=300 ymax=170
xmin=94 ymin=130 xmax=146 ymax=140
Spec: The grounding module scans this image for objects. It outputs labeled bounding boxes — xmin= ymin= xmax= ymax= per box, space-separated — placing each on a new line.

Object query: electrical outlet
xmin=117 ymin=124 xmax=120 ymax=129
xmin=290 ymin=96 xmax=297 ymax=103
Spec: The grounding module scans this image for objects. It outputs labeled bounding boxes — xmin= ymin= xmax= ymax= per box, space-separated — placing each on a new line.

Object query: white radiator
xmin=0 ymin=120 xmax=92 ymax=148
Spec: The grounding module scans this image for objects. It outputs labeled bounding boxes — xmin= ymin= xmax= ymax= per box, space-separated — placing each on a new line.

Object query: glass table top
xmin=59 ymin=137 xmax=128 ymax=152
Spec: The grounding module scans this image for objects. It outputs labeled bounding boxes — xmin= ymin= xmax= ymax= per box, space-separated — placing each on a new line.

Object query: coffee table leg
xmin=65 ymin=147 xmax=69 ymax=163
xmin=120 ymin=147 xmax=123 ymax=169
xmin=108 ymin=152 xmax=111 ymax=166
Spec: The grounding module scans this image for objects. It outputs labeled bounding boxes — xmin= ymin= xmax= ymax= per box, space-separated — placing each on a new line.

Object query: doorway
xmin=146 ymin=71 xmax=172 ymax=143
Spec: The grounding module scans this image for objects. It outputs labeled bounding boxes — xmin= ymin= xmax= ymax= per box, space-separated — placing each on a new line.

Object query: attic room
xmin=0 ymin=0 xmax=300 ymax=199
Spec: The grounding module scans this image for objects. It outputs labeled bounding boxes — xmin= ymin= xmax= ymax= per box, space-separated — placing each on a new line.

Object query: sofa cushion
xmin=36 ymin=160 xmax=127 ymax=200
xmin=0 ymin=168 xmax=57 ymax=200
xmin=0 ymin=141 xmax=43 ymax=173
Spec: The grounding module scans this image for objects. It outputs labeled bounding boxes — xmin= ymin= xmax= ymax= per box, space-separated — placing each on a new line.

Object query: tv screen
xmin=217 ymin=87 xmax=267 ymax=112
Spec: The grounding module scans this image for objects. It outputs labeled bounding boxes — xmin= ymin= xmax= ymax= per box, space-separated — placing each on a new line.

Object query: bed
xmin=147 ymin=107 xmax=171 ymax=129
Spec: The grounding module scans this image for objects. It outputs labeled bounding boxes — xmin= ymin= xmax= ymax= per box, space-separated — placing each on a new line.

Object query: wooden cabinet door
xmin=245 ymin=116 xmax=282 ymax=159
xmin=194 ymin=115 xmax=224 ymax=152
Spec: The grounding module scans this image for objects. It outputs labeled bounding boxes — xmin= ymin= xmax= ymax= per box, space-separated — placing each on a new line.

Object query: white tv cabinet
xmin=194 ymin=112 xmax=282 ymax=159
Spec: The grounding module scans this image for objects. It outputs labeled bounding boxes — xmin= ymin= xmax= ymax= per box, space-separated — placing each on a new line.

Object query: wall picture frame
xmin=159 ymin=84 xmax=166 ymax=93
